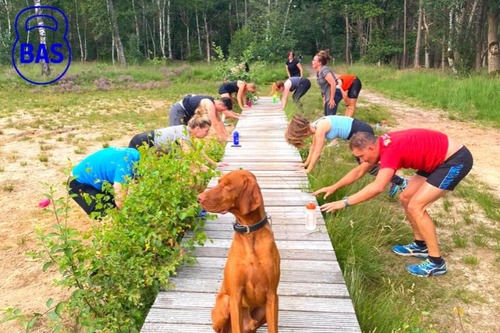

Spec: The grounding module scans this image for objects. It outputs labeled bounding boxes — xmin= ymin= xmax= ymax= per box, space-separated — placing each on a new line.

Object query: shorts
xmin=169 ymin=102 xmax=188 ymax=126
xmin=323 ymin=89 xmax=343 ymax=116
xmin=347 ymin=77 xmax=362 ymax=99
xmin=416 ymin=146 xmax=473 ymax=190
xmin=347 ymin=119 xmax=374 ymax=139
xmin=68 ymin=178 xmax=116 ymax=218
xmin=129 ymin=131 xmax=155 ymax=149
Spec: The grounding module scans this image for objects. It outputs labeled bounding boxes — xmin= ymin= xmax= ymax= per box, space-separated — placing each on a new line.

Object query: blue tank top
xmin=312 ymin=116 xmax=354 ymax=140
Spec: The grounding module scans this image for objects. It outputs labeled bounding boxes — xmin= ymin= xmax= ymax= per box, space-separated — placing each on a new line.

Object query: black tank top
xmin=181 ymin=95 xmax=214 ymax=117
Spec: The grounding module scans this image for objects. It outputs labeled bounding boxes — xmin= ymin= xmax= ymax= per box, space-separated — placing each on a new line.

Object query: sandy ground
xmin=0 ymin=89 xmax=499 ymax=332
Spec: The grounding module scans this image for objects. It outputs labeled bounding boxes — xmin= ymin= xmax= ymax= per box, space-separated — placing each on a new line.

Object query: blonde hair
xmin=271 ymin=81 xmax=285 ymax=95
xmin=315 ymin=50 xmax=331 ymax=65
xmin=187 ymin=107 xmax=211 ymax=129
xmin=246 ymin=82 xmax=257 ymax=93
xmin=285 ymin=114 xmax=313 ymax=148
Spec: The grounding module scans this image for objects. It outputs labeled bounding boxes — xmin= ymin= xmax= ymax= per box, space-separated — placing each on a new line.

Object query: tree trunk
xmin=402 ymin=0 xmax=407 ymax=68
xmin=73 ymin=0 xmax=84 ymax=61
xmin=344 ymin=5 xmax=351 ymax=65
xmin=34 ymin=1 xmax=50 ymax=76
xmin=244 ymin=0 xmax=248 ymax=27
xmin=167 ymin=0 xmax=172 ymax=59
xmin=423 ymin=9 xmax=430 ymax=69
xmin=487 ymin=5 xmax=500 ymax=73
xmin=180 ymin=10 xmax=191 ymax=59
xmin=2 ymin=0 xmax=12 ymax=38
xmin=414 ymin=0 xmax=423 ymax=68
xmin=282 ymin=0 xmax=293 ymax=36
xmin=196 ymin=10 xmax=202 ymax=58
xmin=156 ymin=0 xmax=166 ymax=58
xmin=203 ymin=11 xmax=210 ymax=62
xmin=131 ymin=0 xmax=140 ymax=51
xmin=107 ymin=0 xmax=126 ymax=66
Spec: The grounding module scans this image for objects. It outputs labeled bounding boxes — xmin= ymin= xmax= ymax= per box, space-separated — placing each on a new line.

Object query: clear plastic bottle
xmin=305 ymin=201 xmax=317 ymax=230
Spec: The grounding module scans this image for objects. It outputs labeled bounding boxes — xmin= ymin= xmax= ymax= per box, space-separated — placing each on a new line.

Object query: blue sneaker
xmin=400 ymin=179 xmax=408 ymax=191
xmin=392 ymin=242 xmax=429 ymax=258
xmin=406 ymin=259 xmax=447 ymax=277
xmin=388 ymin=183 xmax=400 ymax=197
xmin=388 ymin=179 xmax=409 ymax=197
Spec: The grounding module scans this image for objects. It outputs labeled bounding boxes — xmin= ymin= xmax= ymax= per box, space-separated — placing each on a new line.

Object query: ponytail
xmin=187 ymin=107 xmax=211 ymax=129
xmin=271 ymin=81 xmax=284 ymax=95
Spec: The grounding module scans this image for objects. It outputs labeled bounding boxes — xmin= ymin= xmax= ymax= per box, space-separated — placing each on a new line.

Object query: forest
xmin=1 ymin=0 xmax=499 ymax=74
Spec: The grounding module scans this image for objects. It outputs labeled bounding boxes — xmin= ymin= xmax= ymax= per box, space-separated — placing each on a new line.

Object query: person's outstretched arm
xmin=312 ymin=162 xmax=374 ymax=199
xmin=319 ymin=167 xmax=394 ymax=213
xmin=203 ymin=99 xmax=228 ymax=140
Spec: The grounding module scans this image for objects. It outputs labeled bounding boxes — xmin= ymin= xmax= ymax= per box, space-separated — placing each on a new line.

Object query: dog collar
xmin=233 ymin=214 xmax=270 ymax=234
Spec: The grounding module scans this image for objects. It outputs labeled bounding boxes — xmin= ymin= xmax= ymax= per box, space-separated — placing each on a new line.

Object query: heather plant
xmin=2 ymin=144 xmax=214 ymax=332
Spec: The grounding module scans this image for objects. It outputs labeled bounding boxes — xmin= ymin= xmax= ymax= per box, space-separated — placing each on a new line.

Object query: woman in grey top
xmin=312 ymin=50 xmax=342 ymax=116
xmin=129 ymin=109 xmax=225 ymax=169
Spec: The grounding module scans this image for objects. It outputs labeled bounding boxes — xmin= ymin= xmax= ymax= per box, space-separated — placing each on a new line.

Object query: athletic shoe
xmin=400 ymin=179 xmax=408 ymax=191
xmin=392 ymin=242 xmax=429 ymax=258
xmin=388 ymin=183 xmax=400 ymax=197
xmin=388 ymin=178 xmax=409 ymax=197
xmin=406 ymin=259 xmax=447 ymax=277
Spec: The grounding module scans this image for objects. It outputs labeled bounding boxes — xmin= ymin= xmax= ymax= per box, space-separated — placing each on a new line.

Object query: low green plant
xmin=3 ymin=144 xmax=214 ymax=332
xmin=462 ymin=256 xmax=480 ymax=265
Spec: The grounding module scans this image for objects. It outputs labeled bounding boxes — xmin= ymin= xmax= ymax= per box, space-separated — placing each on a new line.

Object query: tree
xmin=487 ymin=0 xmax=500 ymax=73
xmin=34 ymin=0 xmax=50 ymax=76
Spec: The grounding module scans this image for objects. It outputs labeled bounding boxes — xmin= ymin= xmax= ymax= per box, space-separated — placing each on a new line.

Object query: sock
xmin=428 ymin=256 xmax=444 ymax=265
xmin=414 ymin=239 xmax=427 ymax=248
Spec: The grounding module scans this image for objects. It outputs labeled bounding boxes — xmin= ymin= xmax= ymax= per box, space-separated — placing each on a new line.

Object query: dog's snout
xmin=197 ymin=192 xmax=206 ymax=203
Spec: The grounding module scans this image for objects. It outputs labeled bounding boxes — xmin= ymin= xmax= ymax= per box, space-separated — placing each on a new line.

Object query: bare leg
xmin=345 ymin=97 xmax=357 ymax=117
xmin=399 ymin=174 xmax=449 ymax=257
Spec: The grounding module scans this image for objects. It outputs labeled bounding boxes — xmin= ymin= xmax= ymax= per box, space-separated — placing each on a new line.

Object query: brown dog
xmin=198 ymin=170 xmax=280 ymax=333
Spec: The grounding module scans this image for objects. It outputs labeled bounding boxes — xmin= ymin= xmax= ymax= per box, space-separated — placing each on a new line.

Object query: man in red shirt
xmin=313 ymin=129 xmax=473 ymax=277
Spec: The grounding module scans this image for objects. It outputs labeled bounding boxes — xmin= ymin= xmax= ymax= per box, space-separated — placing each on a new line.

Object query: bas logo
xmin=12 ymin=6 xmax=71 ymax=85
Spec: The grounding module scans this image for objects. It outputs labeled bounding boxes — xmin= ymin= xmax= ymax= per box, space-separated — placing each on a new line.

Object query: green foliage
xmin=13 ymin=145 xmax=214 ymax=332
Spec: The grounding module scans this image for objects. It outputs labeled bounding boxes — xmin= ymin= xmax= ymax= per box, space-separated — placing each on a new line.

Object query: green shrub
xmin=21 ymin=144 xmax=214 ymax=332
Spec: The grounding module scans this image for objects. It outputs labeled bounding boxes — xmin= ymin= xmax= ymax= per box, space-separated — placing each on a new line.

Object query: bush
xmin=14 ymin=143 xmax=215 ymax=332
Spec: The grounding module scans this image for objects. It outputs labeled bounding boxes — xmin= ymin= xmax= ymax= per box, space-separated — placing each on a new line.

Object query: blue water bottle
xmin=232 ymin=131 xmax=241 ymax=147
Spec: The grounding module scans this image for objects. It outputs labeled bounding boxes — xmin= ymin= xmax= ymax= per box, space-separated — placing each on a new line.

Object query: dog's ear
xmin=238 ymin=173 xmax=262 ymax=215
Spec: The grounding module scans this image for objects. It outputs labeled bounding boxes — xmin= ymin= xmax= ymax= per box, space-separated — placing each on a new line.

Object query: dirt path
xmin=359 ymin=90 xmax=500 ymax=199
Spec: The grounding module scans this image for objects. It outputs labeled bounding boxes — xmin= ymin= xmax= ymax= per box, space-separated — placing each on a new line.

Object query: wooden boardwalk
xmin=141 ymin=97 xmax=361 ymax=332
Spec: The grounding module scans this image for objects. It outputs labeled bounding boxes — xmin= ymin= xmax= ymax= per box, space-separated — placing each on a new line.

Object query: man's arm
xmin=319 ymin=167 xmax=395 ymax=213
xmin=312 ymin=162 xmax=373 ymax=198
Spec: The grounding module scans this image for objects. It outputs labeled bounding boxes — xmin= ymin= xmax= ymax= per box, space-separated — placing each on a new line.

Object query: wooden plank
xmin=142 ymin=309 xmax=361 ymax=332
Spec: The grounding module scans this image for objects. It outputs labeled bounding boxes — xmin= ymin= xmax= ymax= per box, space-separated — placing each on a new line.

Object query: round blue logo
xmin=11 ymin=6 xmax=71 ymax=85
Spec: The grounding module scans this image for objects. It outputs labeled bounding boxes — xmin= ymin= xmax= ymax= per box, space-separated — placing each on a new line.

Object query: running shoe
xmin=388 ymin=183 xmax=400 ymax=197
xmin=406 ymin=259 xmax=447 ymax=277
xmin=392 ymin=242 xmax=429 ymax=258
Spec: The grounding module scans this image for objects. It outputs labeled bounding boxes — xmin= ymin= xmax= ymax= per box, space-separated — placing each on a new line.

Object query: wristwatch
xmin=342 ymin=196 xmax=350 ymax=208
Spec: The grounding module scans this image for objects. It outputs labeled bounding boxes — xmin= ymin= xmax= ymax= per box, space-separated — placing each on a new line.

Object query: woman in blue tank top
xmin=286 ymin=114 xmax=372 ymax=173
xmin=285 ymin=114 xmax=406 ymax=194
